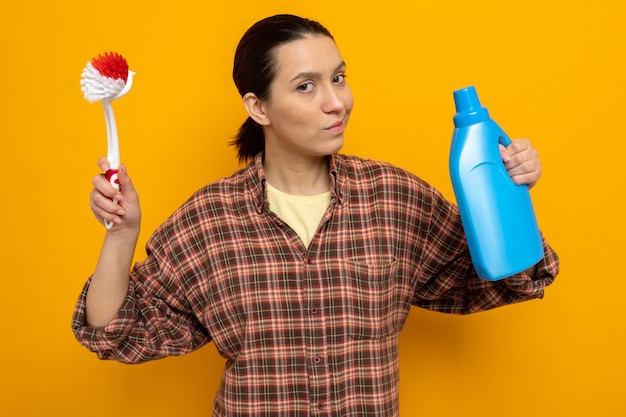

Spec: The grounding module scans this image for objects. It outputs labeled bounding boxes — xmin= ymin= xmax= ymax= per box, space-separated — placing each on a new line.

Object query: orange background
xmin=1 ymin=0 xmax=624 ymax=416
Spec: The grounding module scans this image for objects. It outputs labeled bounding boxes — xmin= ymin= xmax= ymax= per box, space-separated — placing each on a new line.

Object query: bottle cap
xmin=453 ymin=86 xmax=490 ymax=127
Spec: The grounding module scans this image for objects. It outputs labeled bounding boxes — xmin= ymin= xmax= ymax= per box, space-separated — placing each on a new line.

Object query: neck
xmin=263 ymin=153 xmax=331 ymax=196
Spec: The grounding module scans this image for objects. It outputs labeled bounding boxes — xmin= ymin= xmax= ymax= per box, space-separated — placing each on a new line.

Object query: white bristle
xmin=80 ymin=62 xmax=126 ymax=103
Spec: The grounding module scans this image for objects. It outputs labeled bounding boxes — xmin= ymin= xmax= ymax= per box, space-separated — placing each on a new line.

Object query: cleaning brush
xmin=80 ymin=52 xmax=135 ymax=229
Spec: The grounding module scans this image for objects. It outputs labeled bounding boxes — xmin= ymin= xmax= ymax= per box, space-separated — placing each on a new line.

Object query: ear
xmin=242 ymin=92 xmax=270 ymax=126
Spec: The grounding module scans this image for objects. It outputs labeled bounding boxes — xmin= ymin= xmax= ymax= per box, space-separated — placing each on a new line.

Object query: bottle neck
xmin=453 ymin=106 xmax=490 ymax=128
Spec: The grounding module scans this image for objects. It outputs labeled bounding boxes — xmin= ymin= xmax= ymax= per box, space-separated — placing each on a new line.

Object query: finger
xmin=506 ymin=156 xmax=539 ymax=176
xmin=91 ymin=187 xmax=126 ymax=215
xmin=505 ymin=139 xmax=534 ymax=165
xmin=117 ymin=164 xmax=136 ymax=198
xmin=90 ymin=190 xmax=124 ymax=225
xmin=508 ymin=159 xmax=541 ymax=187
xmin=97 ymin=156 xmax=110 ymax=173
xmin=507 ymin=138 xmax=530 ymax=154
xmin=509 ymin=171 xmax=540 ymax=187
xmin=93 ymin=207 xmax=122 ymax=226
xmin=501 ymin=139 xmax=541 ymax=188
xmin=499 ymin=144 xmax=511 ymax=163
xmin=92 ymin=173 xmax=123 ymax=201
xmin=506 ymin=143 xmax=537 ymax=169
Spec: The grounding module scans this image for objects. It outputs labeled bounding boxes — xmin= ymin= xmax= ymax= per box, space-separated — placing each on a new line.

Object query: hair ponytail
xmin=232 ymin=117 xmax=265 ymax=163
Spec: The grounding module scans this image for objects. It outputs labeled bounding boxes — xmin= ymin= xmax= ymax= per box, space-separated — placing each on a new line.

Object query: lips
xmin=326 ymin=118 xmax=347 ymax=133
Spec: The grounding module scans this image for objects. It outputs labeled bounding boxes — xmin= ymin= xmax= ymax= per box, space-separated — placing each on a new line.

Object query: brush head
xmin=80 ymin=52 xmax=134 ymax=103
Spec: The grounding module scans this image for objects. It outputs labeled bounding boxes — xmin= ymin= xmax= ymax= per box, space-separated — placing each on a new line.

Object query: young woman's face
xmin=260 ymin=34 xmax=354 ymax=160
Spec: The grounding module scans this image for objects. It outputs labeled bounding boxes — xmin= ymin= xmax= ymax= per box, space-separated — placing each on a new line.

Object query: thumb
xmin=499 ymin=144 xmax=511 ymax=163
xmin=116 ymin=164 xmax=136 ymax=196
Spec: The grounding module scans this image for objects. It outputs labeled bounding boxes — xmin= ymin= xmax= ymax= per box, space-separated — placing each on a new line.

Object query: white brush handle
xmin=102 ymin=100 xmax=120 ymax=230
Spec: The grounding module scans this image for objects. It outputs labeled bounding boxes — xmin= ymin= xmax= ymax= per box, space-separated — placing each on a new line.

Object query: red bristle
xmin=91 ymin=52 xmax=129 ymax=82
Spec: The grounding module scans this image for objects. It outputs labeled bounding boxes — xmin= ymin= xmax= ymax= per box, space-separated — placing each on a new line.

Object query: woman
xmin=73 ymin=14 xmax=559 ymax=416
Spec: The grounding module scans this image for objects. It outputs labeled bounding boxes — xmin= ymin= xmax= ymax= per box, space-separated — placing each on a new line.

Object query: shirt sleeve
xmin=71 ymin=224 xmax=212 ymax=363
xmin=411 ymin=185 xmax=560 ymax=314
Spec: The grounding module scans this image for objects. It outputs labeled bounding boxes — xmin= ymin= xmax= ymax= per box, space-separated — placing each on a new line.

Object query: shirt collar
xmin=248 ymin=152 xmax=345 ymax=214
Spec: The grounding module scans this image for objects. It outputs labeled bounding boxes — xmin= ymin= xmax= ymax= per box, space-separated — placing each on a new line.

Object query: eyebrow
xmin=289 ymin=61 xmax=347 ymax=83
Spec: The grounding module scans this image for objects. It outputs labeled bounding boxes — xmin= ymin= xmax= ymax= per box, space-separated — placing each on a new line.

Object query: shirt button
xmin=310 ymin=307 xmax=318 ymax=314
xmin=317 ymin=403 xmax=325 ymax=410
xmin=306 ymin=258 xmax=313 ymax=265
xmin=314 ymin=356 xmax=321 ymax=364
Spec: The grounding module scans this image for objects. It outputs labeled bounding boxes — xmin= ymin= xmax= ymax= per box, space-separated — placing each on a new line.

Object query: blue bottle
xmin=449 ymin=86 xmax=543 ymax=280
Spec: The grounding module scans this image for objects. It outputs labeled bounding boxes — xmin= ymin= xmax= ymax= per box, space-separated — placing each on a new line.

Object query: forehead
xmin=272 ymin=35 xmax=344 ymax=78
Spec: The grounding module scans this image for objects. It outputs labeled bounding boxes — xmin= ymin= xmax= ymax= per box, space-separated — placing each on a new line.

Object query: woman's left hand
xmin=499 ymin=139 xmax=541 ymax=189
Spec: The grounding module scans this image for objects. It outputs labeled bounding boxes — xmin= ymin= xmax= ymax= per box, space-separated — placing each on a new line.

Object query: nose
xmin=321 ymin=85 xmax=346 ymax=114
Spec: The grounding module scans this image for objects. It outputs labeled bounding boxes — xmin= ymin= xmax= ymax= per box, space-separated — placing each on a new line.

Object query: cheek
xmin=268 ymin=103 xmax=314 ymax=134
xmin=284 ymin=102 xmax=317 ymax=125
xmin=343 ymin=90 xmax=355 ymax=113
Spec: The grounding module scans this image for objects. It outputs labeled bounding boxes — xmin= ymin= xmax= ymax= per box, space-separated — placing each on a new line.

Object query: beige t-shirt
xmin=266 ymin=182 xmax=331 ymax=248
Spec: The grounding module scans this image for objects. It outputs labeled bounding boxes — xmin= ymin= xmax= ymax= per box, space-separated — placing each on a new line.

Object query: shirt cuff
xmin=71 ymin=277 xmax=138 ymax=355
xmin=503 ymin=235 xmax=560 ymax=297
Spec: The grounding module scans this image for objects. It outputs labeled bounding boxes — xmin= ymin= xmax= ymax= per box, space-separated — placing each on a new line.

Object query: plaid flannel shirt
xmin=72 ymin=152 xmax=559 ymax=416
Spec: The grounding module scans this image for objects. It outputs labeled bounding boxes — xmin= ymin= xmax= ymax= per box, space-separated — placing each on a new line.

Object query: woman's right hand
xmin=90 ymin=157 xmax=141 ymax=233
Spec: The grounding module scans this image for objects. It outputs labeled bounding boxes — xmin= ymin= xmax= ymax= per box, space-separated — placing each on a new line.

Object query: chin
xmin=327 ymin=136 xmax=345 ymax=155
xmin=307 ymin=135 xmax=344 ymax=157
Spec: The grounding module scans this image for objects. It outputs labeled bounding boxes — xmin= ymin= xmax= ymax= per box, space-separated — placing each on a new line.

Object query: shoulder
xmin=336 ymin=153 xmax=455 ymax=213
xmin=191 ymin=165 xmax=249 ymax=203
xmin=337 ymin=153 xmax=430 ymax=190
xmin=162 ymin=164 xmax=255 ymax=231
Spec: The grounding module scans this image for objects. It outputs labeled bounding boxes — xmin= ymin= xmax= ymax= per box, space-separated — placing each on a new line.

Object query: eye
xmin=333 ymin=73 xmax=347 ymax=84
xmin=297 ymin=82 xmax=314 ymax=92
